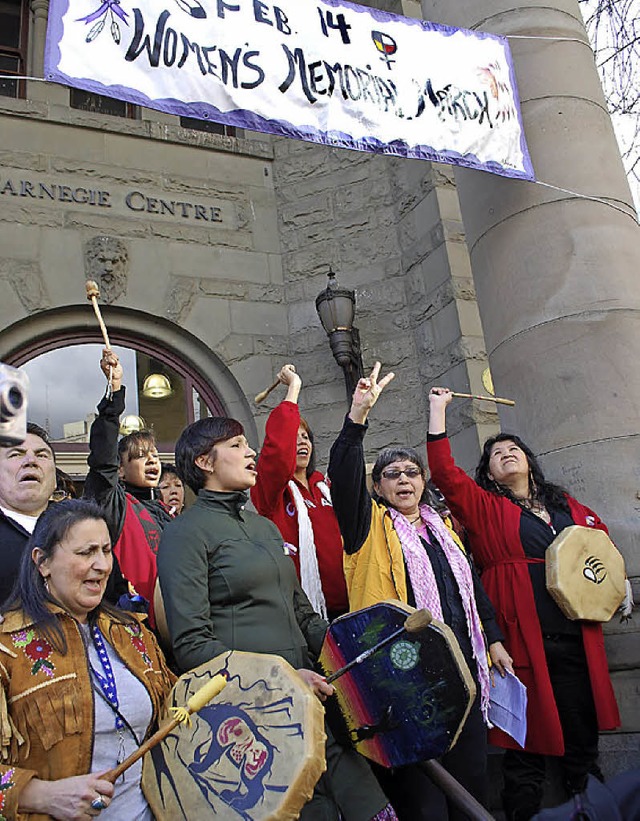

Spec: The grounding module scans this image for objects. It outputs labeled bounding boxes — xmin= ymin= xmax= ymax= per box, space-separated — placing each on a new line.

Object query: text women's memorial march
xmin=44 ymin=0 xmax=534 ymax=179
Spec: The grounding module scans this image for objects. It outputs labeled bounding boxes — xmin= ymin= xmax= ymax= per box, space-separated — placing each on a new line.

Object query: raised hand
xmin=428 ymin=387 xmax=453 ymax=435
xmin=99 ymin=347 xmax=123 ymax=392
xmin=348 ymin=362 xmax=395 ymax=425
xmin=277 ymin=363 xmax=302 ymax=403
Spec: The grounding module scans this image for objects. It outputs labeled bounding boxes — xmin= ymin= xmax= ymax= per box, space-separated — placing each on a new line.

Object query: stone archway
xmin=0 ymin=304 xmax=258 ymax=445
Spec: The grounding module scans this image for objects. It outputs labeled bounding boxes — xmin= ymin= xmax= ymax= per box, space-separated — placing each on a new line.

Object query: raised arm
xmin=427 ymin=387 xmax=495 ymax=529
xmin=328 ymin=363 xmax=394 ymax=555
xmin=251 ymin=364 xmax=302 ymax=515
xmin=84 ymin=349 xmax=125 ymax=506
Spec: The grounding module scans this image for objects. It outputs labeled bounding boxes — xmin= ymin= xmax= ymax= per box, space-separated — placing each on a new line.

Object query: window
xmin=0 ymin=0 xmax=28 ymax=99
xmin=70 ymin=88 xmax=139 ymax=119
xmin=180 ymin=116 xmax=236 ymax=137
xmin=18 ymin=341 xmax=225 ymax=477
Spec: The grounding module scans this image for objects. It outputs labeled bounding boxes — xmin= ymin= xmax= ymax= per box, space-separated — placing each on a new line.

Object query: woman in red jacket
xmin=251 ymin=364 xmax=348 ymax=621
xmin=427 ymin=387 xmax=620 ymax=821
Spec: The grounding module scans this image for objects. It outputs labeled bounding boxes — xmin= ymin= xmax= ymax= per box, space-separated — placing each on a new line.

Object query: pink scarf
xmin=389 ymin=504 xmax=491 ymax=725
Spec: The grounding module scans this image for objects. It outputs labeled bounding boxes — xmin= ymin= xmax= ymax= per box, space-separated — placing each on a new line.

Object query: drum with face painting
xmin=141 ymin=651 xmax=326 ymax=820
xmin=545 ymin=525 xmax=626 ymax=621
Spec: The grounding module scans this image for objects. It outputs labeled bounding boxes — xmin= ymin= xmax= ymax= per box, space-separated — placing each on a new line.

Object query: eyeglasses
xmin=381 ymin=467 xmax=422 ymax=480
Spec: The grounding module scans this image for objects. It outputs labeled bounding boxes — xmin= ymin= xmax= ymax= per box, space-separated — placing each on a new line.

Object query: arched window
xmin=10 ymin=335 xmax=226 ymax=478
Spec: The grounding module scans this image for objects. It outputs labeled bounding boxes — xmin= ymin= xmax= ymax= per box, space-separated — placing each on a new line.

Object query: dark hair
xmin=159 ymin=463 xmax=181 ymax=482
xmin=175 ymin=417 xmax=244 ymax=493
xmin=0 ymin=422 xmax=54 ymax=457
xmin=475 ymin=432 xmax=570 ymax=514
xmin=298 ymin=418 xmax=316 ymax=479
xmin=55 ymin=467 xmax=77 ymax=500
xmin=118 ymin=429 xmax=157 ymax=463
xmin=371 ymin=447 xmax=434 ymax=507
xmin=27 ymin=422 xmax=52 ymax=447
xmin=3 ymin=499 xmax=132 ymax=652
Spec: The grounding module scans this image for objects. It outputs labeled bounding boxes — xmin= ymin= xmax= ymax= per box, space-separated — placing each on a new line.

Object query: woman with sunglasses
xmin=328 ymin=364 xmax=512 ymax=821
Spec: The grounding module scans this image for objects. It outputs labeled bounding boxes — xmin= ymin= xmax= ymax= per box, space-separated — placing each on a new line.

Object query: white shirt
xmin=0 ymin=506 xmax=39 ymax=533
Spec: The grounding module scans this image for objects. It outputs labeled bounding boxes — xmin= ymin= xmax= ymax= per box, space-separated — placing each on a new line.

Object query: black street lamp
xmin=315 ymin=268 xmax=365 ymax=401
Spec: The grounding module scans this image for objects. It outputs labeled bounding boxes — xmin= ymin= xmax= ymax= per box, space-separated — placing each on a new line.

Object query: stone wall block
xmin=333 ymin=176 xmax=394 ymax=213
xmin=288 ymin=300 xmax=323 ymax=335
xmin=0 ymin=207 xmax=64 ymax=228
xmin=229 ymin=300 xmax=287 ymax=336
xmin=50 ymin=159 xmax=161 ymax=187
xmin=162 ymin=276 xmax=200 ymax=324
xmin=0 ymin=151 xmax=48 ymax=172
xmin=279 ymin=195 xmax=334 ymax=229
xmin=0 ymin=259 xmax=50 ymax=313
xmin=215 ymin=333 xmax=255 ymax=365
xmin=63 ymin=214 xmax=149 ymax=237
xmin=161 ymin=174 xmax=241 ymax=198
xmin=229 ymin=354 xmax=277 ymax=396
xmin=253 ymin=334 xmax=291 ymax=356
xmin=609 ymin=671 xmax=640 ymax=732
xmin=401 ymin=231 xmax=448 ymax=280
xmin=450 ymin=274 xmax=477 ymax=302
xmin=0 ymin=281 xmax=28 ymax=325
xmin=603 ymin=629 xmax=640 ymax=672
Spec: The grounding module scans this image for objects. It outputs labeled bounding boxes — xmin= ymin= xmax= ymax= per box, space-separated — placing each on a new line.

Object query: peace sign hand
xmin=348 ymin=362 xmax=395 ymax=425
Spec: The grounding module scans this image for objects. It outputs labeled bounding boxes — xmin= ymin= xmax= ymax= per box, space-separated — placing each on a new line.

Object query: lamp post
xmin=315 ymin=269 xmax=364 ymax=401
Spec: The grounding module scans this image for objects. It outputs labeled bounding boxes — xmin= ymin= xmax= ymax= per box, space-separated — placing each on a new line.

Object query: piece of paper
xmin=489 ymin=670 xmax=528 ymax=748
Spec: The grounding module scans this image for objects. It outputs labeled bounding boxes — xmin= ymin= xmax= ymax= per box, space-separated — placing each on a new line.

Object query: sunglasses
xmin=381 ymin=467 xmax=422 ymax=480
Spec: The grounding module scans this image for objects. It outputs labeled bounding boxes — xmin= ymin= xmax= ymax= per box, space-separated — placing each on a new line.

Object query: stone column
xmin=421 ymin=0 xmax=640 ymax=766
xmin=29 ymin=0 xmax=66 ymax=103
xmin=30 ymin=0 xmax=49 ymax=77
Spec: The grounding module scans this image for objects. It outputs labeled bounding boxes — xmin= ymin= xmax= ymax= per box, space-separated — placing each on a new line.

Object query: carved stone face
xmin=84 ymin=236 xmax=128 ymax=303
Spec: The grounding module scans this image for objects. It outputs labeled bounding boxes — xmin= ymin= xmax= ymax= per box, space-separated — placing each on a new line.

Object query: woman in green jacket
xmin=157 ymin=416 xmax=397 ymax=821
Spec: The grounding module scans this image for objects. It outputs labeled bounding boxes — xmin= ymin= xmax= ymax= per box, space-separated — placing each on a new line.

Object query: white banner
xmin=45 ymin=0 xmax=534 ymax=179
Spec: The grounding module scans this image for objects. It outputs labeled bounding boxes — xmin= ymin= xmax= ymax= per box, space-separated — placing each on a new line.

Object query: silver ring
xmin=91 ymin=797 xmax=108 ymax=811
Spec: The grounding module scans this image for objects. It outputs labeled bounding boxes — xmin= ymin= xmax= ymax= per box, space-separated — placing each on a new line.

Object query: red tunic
xmin=251 ymin=401 xmax=348 ymax=616
xmin=427 ymin=436 xmax=620 ymax=756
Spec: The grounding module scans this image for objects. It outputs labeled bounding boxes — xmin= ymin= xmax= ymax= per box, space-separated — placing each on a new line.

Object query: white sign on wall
xmin=45 ymin=0 xmax=534 ymax=180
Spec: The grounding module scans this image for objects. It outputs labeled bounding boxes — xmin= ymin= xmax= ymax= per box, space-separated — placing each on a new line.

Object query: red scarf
xmin=112 ymin=493 xmax=162 ymax=627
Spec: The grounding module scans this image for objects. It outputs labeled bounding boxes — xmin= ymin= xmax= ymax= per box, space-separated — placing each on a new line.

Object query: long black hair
xmin=475 ymin=432 xmax=571 ymax=514
xmin=4 ymin=499 xmax=134 ymax=652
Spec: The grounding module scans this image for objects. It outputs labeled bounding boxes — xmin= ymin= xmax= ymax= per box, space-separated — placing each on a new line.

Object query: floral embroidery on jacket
xmin=11 ymin=630 xmax=55 ymax=678
xmin=0 ymin=768 xmax=16 ymax=819
xmin=124 ymin=623 xmax=152 ymax=667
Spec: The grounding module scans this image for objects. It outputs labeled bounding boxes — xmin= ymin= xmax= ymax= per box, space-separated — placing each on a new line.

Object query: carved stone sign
xmin=0 ymin=175 xmax=228 ymax=226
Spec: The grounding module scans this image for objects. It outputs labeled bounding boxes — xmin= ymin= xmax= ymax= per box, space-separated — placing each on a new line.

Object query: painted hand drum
xmin=142 ymin=651 xmax=326 ymax=820
xmin=546 ymin=525 xmax=626 ymax=621
xmin=319 ymin=601 xmax=475 ymax=768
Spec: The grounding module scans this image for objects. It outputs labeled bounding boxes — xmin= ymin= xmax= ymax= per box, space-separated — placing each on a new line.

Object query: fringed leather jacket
xmin=0 ymin=605 xmax=175 ymax=820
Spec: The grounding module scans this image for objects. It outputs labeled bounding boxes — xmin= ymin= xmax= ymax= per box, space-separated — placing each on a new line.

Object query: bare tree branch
xmin=579 ymin=0 xmax=640 ymax=208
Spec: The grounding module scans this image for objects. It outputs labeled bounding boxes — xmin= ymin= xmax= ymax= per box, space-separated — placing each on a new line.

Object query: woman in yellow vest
xmin=328 ymin=363 xmax=512 ymax=821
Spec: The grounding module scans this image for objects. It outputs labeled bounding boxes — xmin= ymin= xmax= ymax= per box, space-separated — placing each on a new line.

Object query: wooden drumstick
xmin=450 ymin=391 xmax=515 ymax=407
xmin=254 ymin=379 xmax=281 ymax=405
xmin=85 ymin=280 xmax=111 ymax=350
xmin=103 ymin=673 xmax=228 ymax=783
xmin=326 ymin=609 xmax=432 ymax=684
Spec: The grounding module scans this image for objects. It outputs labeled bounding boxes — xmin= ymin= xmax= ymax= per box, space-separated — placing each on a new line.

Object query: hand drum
xmin=546 ymin=525 xmax=626 ymax=621
xmin=142 ymin=651 xmax=326 ymax=820
xmin=319 ymin=601 xmax=475 ymax=768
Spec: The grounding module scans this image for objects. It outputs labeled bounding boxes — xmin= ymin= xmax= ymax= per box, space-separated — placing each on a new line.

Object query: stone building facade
xmin=0 ymin=0 xmax=637 ymax=784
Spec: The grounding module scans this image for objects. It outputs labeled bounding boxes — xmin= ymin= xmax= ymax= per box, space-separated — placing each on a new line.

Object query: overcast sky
xmin=22 ymin=344 xmax=139 ymax=439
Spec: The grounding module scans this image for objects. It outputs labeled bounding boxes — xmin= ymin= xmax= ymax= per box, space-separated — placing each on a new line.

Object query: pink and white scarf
xmin=389 ymin=504 xmax=492 ymax=725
